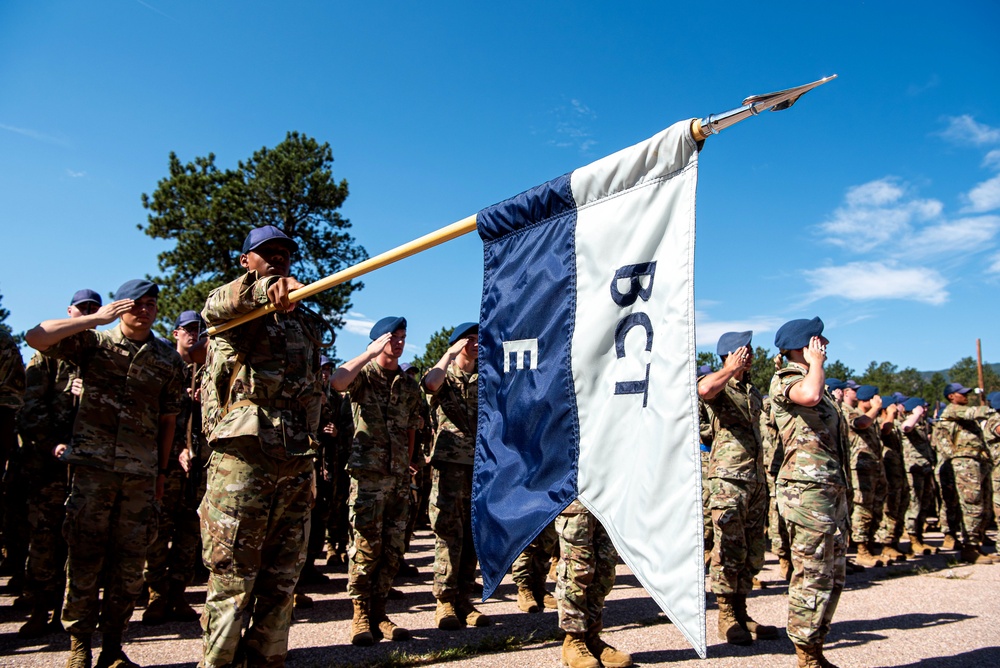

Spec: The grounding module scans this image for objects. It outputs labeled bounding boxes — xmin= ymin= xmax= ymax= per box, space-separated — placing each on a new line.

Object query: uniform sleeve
xmin=159 ymin=357 xmax=187 ymax=416
xmin=16 ymin=354 xmax=54 ymax=441
xmin=41 ymin=329 xmax=98 ymax=368
xmin=202 ymin=272 xmax=280 ymax=324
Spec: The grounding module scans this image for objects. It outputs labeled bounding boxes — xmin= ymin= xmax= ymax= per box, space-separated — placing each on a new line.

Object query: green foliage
xmin=948 ymin=356 xmax=1000 ymax=395
xmin=696 ymin=351 xmax=718 ymax=371
xmin=140 ymin=131 xmax=367 ymax=356
xmin=411 ymin=326 xmax=455 ymax=376
xmin=825 ymin=359 xmax=855 ymax=382
xmin=859 ymin=360 xmax=899 ymax=392
xmin=0 ymin=290 xmax=10 ymax=335
xmin=749 ymin=345 xmax=775 ymax=394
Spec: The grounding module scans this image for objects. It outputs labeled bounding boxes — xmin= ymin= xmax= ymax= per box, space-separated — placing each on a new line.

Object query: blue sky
xmin=2 ymin=1 xmax=998 ymax=374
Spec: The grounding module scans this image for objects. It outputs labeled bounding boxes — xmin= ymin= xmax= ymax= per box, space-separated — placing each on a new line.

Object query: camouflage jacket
xmin=0 ymin=329 xmax=25 ymax=410
xmin=705 ymin=376 xmax=765 ymax=482
xmin=845 ymin=403 xmax=883 ymax=468
xmin=346 ymin=359 xmax=421 ymax=477
xmin=201 ymin=272 xmax=324 ymax=460
xmin=424 ymin=362 xmax=477 ymax=466
xmin=760 ymin=395 xmax=783 ymax=479
xmin=770 ymin=362 xmax=849 ymax=487
xmin=932 ymin=403 xmax=992 ymax=462
xmin=698 ymin=398 xmax=715 ymax=449
xmin=901 ymin=420 xmax=935 ymax=469
xmin=984 ymin=411 xmax=1000 ymax=466
xmin=42 ymin=324 xmax=185 ymax=476
xmin=17 ymin=352 xmax=78 ymax=470
xmin=319 ymin=387 xmax=354 ymax=475
xmin=169 ymin=362 xmax=208 ymax=469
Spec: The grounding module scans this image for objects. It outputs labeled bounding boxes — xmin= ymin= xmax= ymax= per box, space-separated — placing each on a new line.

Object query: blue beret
xmin=70 ymin=289 xmax=102 ymax=307
xmin=843 ymin=380 xmax=860 ymax=390
xmin=697 ymin=364 xmax=713 ymax=377
xmin=319 ymin=355 xmax=333 ymax=367
xmin=774 ymin=317 xmax=825 ymax=351
xmin=988 ymin=392 xmax=1000 ymax=410
xmin=114 ymin=279 xmax=158 ymax=301
xmin=242 ymin=225 xmax=299 ymax=254
xmin=717 ymin=331 xmax=752 ymax=357
xmin=943 ymin=382 xmax=972 ymax=399
xmin=370 ymin=316 xmax=406 ymax=340
xmin=825 ymin=378 xmax=844 ymax=390
xmin=173 ymin=310 xmax=204 ymax=330
xmin=449 ymin=322 xmax=479 ymax=345
xmin=856 ymin=385 xmax=879 ymax=401
xmin=400 ymin=362 xmax=419 ymax=374
xmin=887 ymin=392 xmax=908 ymax=405
xmin=903 ymin=397 xmax=927 ymax=412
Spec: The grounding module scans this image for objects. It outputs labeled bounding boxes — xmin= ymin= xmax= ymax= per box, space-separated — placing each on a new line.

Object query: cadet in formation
xmin=331 ymin=316 xmax=422 ymax=646
xmin=843 ymin=384 xmax=889 ymax=568
xmin=770 ymin=317 xmax=849 ymax=668
xmin=199 ymin=225 xmax=324 ymax=667
xmin=421 ymin=322 xmax=490 ymax=630
xmin=17 ymin=289 xmax=100 ymax=638
xmin=697 ymin=331 xmax=777 ymax=646
xmin=899 ymin=397 xmax=939 ymax=555
xmin=876 ymin=394 xmax=910 ymax=561
xmin=26 ymin=279 xmax=185 ymax=668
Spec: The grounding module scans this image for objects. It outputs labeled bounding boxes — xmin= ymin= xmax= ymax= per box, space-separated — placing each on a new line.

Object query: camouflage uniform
xmin=424 ymin=362 xmax=478 ymax=601
xmin=932 ymin=403 xmax=994 ymax=548
xmin=985 ymin=412 xmax=1000 ymax=528
xmin=17 ymin=352 xmax=77 ymax=615
xmin=199 ymin=272 xmax=323 ymax=667
xmin=554 ymin=500 xmax=617 ymax=635
xmin=344 ymin=360 xmax=421 ymax=601
xmin=510 ymin=522 xmax=558 ymax=593
xmin=0 ymin=330 xmax=26 ymax=575
xmin=324 ymin=390 xmax=354 ymax=565
xmin=42 ymin=324 xmax=184 ymax=636
xmin=144 ymin=362 xmax=207 ymax=602
xmin=705 ymin=376 xmax=767 ymax=596
xmin=901 ymin=418 xmax=937 ymax=536
xmin=770 ymin=364 xmax=849 ymax=649
xmin=760 ymin=396 xmax=789 ymax=561
xmin=845 ymin=404 xmax=887 ymax=545
xmin=875 ymin=416 xmax=910 ymax=546
xmin=698 ymin=399 xmax=715 ymax=552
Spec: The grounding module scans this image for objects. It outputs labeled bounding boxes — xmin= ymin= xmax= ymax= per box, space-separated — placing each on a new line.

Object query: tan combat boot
xmin=371 ymin=596 xmax=410 ymax=641
xmin=516 ymin=587 xmax=540 ymax=613
xmin=349 ymin=598 xmax=374 ymax=646
xmin=941 ymin=533 xmax=959 ymax=551
xmin=794 ymin=643 xmax=824 ymax=668
xmin=880 ymin=543 xmax=907 ymax=562
xmin=168 ymin=582 xmax=200 ymax=622
xmin=732 ymin=593 xmax=779 ymax=640
xmin=561 ymin=632 xmax=600 ymax=668
xmin=435 ymin=599 xmax=463 ymax=630
xmin=778 ymin=557 xmax=793 ymax=581
xmin=585 ymin=621 xmax=632 ymax=668
xmin=455 ymin=598 xmax=491 ymax=627
xmin=535 ymin=587 xmax=558 ymax=609
xmin=65 ymin=633 xmax=92 ymax=668
xmin=141 ymin=587 xmax=171 ymax=625
xmin=908 ymin=533 xmax=937 ymax=555
xmin=716 ymin=594 xmax=753 ymax=645
xmin=18 ymin=607 xmax=51 ymax=639
xmin=94 ymin=631 xmax=138 ymax=668
xmin=853 ymin=542 xmax=886 ymax=568
xmin=960 ymin=545 xmax=994 ymax=565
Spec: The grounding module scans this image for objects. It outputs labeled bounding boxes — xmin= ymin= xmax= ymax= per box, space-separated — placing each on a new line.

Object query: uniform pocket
xmin=200 ymin=499 xmax=239 ymax=576
xmin=788 ymin=587 xmax=817 ymax=611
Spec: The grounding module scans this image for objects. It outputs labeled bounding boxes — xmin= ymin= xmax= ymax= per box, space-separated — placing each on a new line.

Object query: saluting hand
xmin=94 ymin=299 xmax=135 ymax=325
xmin=803 ymin=336 xmax=827 ymax=367
xmin=367 ymin=332 xmax=393 ymax=357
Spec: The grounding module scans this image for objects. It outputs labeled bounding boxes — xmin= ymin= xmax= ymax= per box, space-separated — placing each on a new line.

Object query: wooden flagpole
xmin=207 ymin=75 xmax=837 ymax=337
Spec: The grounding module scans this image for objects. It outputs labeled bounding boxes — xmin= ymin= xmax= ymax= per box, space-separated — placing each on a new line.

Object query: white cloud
xmin=0 ymin=122 xmax=65 ymax=145
xmin=804 ymin=261 xmax=948 ymax=305
xmin=961 ymin=173 xmax=1000 ymax=213
xmin=988 ymin=253 xmax=1000 ymax=275
xmin=694 ymin=313 xmax=784 ymax=348
xmin=67 ymin=169 xmax=86 ymax=178
xmin=939 ymin=115 xmax=1000 ymax=146
xmin=982 ymin=149 xmax=1000 ymax=170
xmin=342 ymin=315 xmax=374 ymax=336
xmin=901 ymin=215 xmax=1000 ymax=256
xmin=817 ymin=178 xmax=942 ymax=251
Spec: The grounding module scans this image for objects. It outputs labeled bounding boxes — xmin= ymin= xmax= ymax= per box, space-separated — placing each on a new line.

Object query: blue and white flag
xmin=473 ymin=119 xmax=706 ymax=656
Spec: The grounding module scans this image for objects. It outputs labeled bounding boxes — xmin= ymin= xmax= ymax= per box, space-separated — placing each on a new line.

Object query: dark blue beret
xmin=774 ymin=317 xmax=825 ymax=351
xmin=943 ymin=382 xmax=971 ymax=399
xmin=449 ymin=322 xmax=479 ymax=345
xmin=370 ymin=316 xmax=406 ymax=340
xmin=70 ymin=289 xmax=102 ymax=307
xmin=887 ymin=392 xmax=907 ymax=405
xmin=717 ymin=331 xmax=752 ymax=357
xmin=825 ymin=378 xmax=845 ymax=390
xmin=988 ymin=392 xmax=1000 ymax=410
xmin=173 ymin=310 xmax=204 ymax=330
xmin=319 ymin=355 xmax=333 ymax=367
xmin=843 ymin=380 xmax=860 ymax=390
xmin=697 ymin=364 xmax=713 ymax=377
xmin=114 ymin=279 xmax=158 ymax=302
xmin=242 ymin=225 xmax=299 ymax=254
xmin=903 ymin=397 xmax=927 ymax=412
xmin=856 ymin=385 xmax=879 ymax=401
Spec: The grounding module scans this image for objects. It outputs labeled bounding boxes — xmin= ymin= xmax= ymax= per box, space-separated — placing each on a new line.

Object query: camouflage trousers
xmin=993 ymin=459 xmax=1000 ymax=529
xmin=2 ymin=447 xmax=30 ymax=573
xmin=62 ymin=466 xmax=157 ymax=635
xmin=849 ymin=458 xmax=886 ymax=543
xmin=701 ymin=450 xmax=714 ymax=550
xmin=708 ymin=477 xmax=767 ymax=595
xmin=875 ymin=454 xmax=909 ymax=544
xmin=511 ymin=521 xmax=557 ymax=591
xmin=905 ymin=464 xmax=936 ymax=536
xmin=325 ymin=467 xmax=350 ymax=557
xmin=347 ymin=470 xmax=410 ymax=600
xmin=952 ymin=457 xmax=992 ymax=547
xmin=145 ymin=468 xmax=201 ymax=594
xmin=765 ymin=472 xmax=790 ymax=559
xmin=428 ymin=462 xmax=477 ymax=600
xmin=24 ymin=468 xmax=68 ymax=610
xmin=936 ymin=459 xmax=962 ymax=536
xmin=555 ymin=500 xmax=617 ymax=635
xmin=776 ymin=481 xmax=848 ymax=648
xmin=199 ymin=439 xmax=314 ymax=668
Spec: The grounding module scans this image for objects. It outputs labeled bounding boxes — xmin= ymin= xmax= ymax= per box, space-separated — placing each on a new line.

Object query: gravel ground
xmin=2 ymin=529 xmax=999 ymax=667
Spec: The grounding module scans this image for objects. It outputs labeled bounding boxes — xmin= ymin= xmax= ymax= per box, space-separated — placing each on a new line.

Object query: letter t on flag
xmin=473 ymin=119 xmax=706 ymax=657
